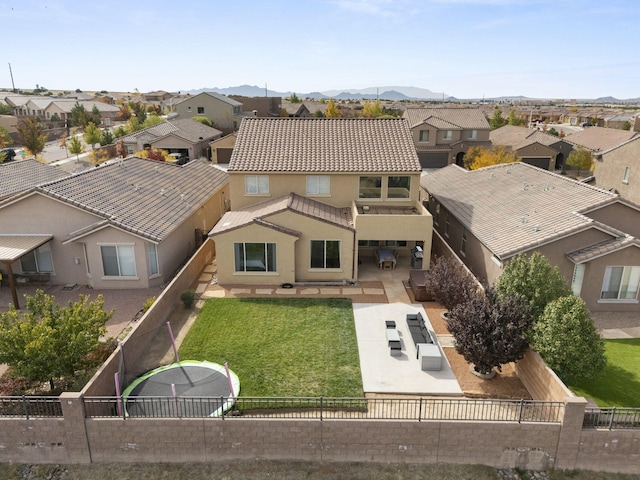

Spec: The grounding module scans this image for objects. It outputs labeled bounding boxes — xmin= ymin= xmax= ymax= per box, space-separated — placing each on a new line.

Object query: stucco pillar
xmin=554 ymin=396 xmax=587 ymax=470
xmin=60 ymin=392 xmax=92 ymax=464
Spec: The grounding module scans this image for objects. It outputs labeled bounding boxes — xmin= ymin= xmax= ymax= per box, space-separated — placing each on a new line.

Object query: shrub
xmin=180 ymin=290 xmax=196 ymax=309
xmin=423 ymin=255 xmax=479 ymax=311
xmin=142 ymin=296 xmax=156 ymax=313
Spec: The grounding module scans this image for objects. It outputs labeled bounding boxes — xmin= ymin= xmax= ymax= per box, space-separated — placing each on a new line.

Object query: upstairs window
xmin=419 ymin=130 xmax=429 ymax=142
xmin=245 ymin=175 xmax=269 ymax=194
xmin=197 ymin=106 xmax=204 ymax=114
xmin=359 ymin=176 xmax=382 ymax=199
xmin=387 ymin=176 xmax=411 ymax=199
xmin=468 ymin=130 xmax=478 ymax=139
xmin=306 ymin=175 xmax=330 ymax=195
xmin=443 ymin=130 xmax=453 ymax=141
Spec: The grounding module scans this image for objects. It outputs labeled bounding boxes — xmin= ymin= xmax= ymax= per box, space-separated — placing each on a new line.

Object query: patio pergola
xmin=0 ymin=235 xmax=53 ymax=309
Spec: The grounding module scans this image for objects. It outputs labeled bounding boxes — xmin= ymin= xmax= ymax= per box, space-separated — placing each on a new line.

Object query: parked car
xmin=580 ymin=122 xmax=593 ymax=127
xmin=168 ymin=152 xmax=189 ymax=165
xmin=0 ymin=148 xmax=16 ymax=163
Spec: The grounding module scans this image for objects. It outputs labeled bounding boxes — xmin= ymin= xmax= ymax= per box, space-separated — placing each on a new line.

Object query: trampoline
xmin=122 ymin=360 xmax=240 ymax=418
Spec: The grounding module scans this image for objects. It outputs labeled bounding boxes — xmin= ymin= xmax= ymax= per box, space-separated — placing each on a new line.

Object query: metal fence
xmin=83 ymin=396 xmax=565 ymax=423
xmin=583 ymin=407 xmax=640 ymax=430
xmin=0 ymin=396 xmax=62 ymax=419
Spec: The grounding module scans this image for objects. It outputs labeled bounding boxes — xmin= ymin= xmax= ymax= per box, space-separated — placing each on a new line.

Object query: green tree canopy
xmin=0 ymin=290 xmax=112 ymax=390
xmin=507 ymin=109 xmax=523 ymax=126
xmin=0 ymin=126 xmax=11 ymax=148
xmin=566 ymin=148 xmax=593 ymax=176
xmin=17 ymin=117 xmax=47 ymax=158
xmin=496 ymin=252 xmax=572 ymax=321
xmin=83 ymin=122 xmax=101 ymax=152
xmin=191 ymin=115 xmax=213 ymax=127
xmin=70 ymin=102 xmax=88 ymax=127
xmin=489 ymin=108 xmax=507 ymax=130
xmin=530 ymin=295 xmax=606 ymax=384
xmin=68 ymin=136 xmax=85 ymax=161
xmin=288 ymin=92 xmax=302 ymax=103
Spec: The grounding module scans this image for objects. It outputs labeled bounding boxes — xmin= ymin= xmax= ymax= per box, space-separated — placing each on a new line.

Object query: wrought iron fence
xmin=583 ymin=407 xmax=640 ymax=430
xmin=83 ymin=396 xmax=564 ymax=423
xmin=0 ymin=396 xmax=62 ymax=419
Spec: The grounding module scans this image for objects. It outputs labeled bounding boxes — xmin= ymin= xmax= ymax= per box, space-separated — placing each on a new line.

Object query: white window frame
xmin=622 ymin=167 xmax=630 ymax=184
xmin=100 ymin=244 xmax=137 ymax=278
xmin=359 ymin=176 xmax=382 ymax=199
xmin=600 ymin=266 xmax=640 ymax=301
xmin=387 ymin=176 xmax=411 ymax=199
xmin=468 ymin=130 xmax=478 ymax=140
xmin=245 ymin=175 xmax=269 ymax=195
xmin=443 ymin=130 xmax=453 ymax=141
xmin=306 ymin=175 xmax=330 ymax=195
xmin=419 ymin=130 xmax=429 ymax=143
xmin=571 ymin=263 xmax=586 ymax=296
xmin=234 ymin=242 xmax=277 ymax=273
xmin=148 ymin=243 xmax=159 ymax=276
xmin=20 ymin=244 xmax=54 ymax=273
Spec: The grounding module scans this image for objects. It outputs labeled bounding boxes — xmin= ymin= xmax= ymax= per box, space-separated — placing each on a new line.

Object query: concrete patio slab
xmin=353 ymin=303 xmax=462 ymax=396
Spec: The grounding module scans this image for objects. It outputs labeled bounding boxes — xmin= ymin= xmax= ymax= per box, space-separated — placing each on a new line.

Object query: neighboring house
xmin=118 ymin=118 xmax=223 ymax=160
xmin=565 ymin=127 xmax=639 ymax=155
xmin=402 ymin=107 xmax=491 ymax=168
xmin=0 ymin=158 xmax=70 ymax=200
xmin=210 ymin=117 xmax=433 ymax=285
xmin=421 ymin=162 xmax=640 ymax=314
xmin=280 ymin=101 xmax=312 ymax=117
xmin=229 ymin=96 xmax=282 ymax=117
xmin=209 ymin=133 xmax=236 ymax=164
xmin=490 ymin=125 xmax=574 ymax=171
xmin=0 ymin=157 xmax=229 ymax=294
xmin=593 ymin=136 xmax=640 ymax=204
xmin=602 ymin=112 xmax=636 ymax=130
xmin=174 ymin=92 xmax=246 ymax=133
xmin=0 ymin=114 xmax=19 ymax=143
xmin=143 ymin=91 xmax=173 ymax=102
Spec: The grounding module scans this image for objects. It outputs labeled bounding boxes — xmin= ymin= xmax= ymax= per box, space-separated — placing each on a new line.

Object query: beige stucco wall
xmin=585 ymin=202 xmax=640 ymax=239
xmin=516 ymin=143 xmax=557 ymax=170
xmin=229 ymin=172 xmax=422 ymax=210
xmin=209 ymin=134 xmax=236 ymax=164
xmin=175 ymin=95 xmax=239 ymax=132
xmin=594 ymin=139 xmax=640 ymax=205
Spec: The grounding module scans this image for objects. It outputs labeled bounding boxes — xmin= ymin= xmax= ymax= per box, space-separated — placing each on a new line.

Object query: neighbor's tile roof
xmin=566 ymin=236 xmax=639 ymax=264
xmin=0 ymin=158 xmax=70 ymax=199
xmin=32 ymin=157 xmax=228 ymax=242
xmin=420 ymin=162 xmax=618 ymax=259
xmin=228 ymin=117 xmax=420 ymax=173
xmin=403 ymin=108 xmax=490 ymax=130
xmin=120 ymin=119 xmax=221 ymax=144
xmin=490 ymin=125 xmax=562 ymax=150
xmin=565 ymin=126 xmax=638 ymax=152
xmin=210 ymin=192 xmax=354 ymax=236
xmin=175 ymin=91 xmax=243 ymax=107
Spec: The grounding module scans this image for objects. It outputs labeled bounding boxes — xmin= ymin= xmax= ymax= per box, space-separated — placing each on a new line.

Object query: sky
xmin=2 ymin=0 xmax=639 ymax=99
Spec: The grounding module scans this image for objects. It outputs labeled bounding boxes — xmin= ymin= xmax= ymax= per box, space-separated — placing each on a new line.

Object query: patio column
xmin=1 ymin=261 xmax=20 ymax=310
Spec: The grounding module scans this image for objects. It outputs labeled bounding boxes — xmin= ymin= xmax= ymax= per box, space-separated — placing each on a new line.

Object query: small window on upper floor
xmin=359 ymin=176 xmax=382 ymax=199
xmin=468 ymin=130 xmax=478 ymax=140
xmin=245 ymin=175 xmax=269 ymax=195
xmin=197 ymin=106 xmax=204 ymax=114
xmin=443 ymin=130 xmax=453 ymax=141
xmin=623 ymin=167 xmax=630 ymax=184
xmin=387 ymin=176 xmax=411 ymax=199
xmin=306 ymin=175 xmax=330 ymax=195
xmin=419 ymin=130 xmax=429 ymax=142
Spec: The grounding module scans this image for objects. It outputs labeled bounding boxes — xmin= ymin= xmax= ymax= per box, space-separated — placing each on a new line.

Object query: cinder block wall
xmin=514 ymin=349 xmax=574 ymax=401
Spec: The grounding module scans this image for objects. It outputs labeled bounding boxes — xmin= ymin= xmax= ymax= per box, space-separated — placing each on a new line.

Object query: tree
xmin=83 ymin=122 xmax=101 ymax=152
xmin=423 ymin=255 xmax=479 ymax=311
xmin=0 ymin=290 xmax=112 ymax=390
xmin=136 ymin=147 xmax=170 ymax=162
xmin=0 ymin=103 xmax=12 ymax=115
xmin=566 ymin=148 xmax=593 ymax=176
xmin=325 ymin=98 xmax=340 ymax=118
xmin=58 ymin=131 xmax=69 ymax=158
xmin=191 ymin=115 xmax=213 ymax=127
xmin=496 ymin=252 xmax=572 ymax=322
xmin=464 ymin=145 xmax=519 ymax=170
xmin=507 ymin=109 xmax=523 ymax=126
xmin=17 ymin=117 xmax=47 ymax=158
xmin=622 ymin=121 xmax=631 ymax=131
xmin=447 ymin=286 xmax=533 ymax=375
xmin=288 ymin=92 xmax=301 ymax=103
xmin=530 ymin=296 xmax=606 ymax=384
xmin=68 ymin=135 xmax=85 ymax=162
xmin=547 ymin=127 xmax=559 ymax=137
xmin=362 ymin=100 xmax=383 ymax=118
xmin=70 ymin=102 xmax=88 ymax=127
xmin=117 ymin=104 xmax=132 ymax=121
xmin=99 ymin=129 xmax=114 ymax=146
xmin=489 ymin=108 xmax=507 ymax=130
xmin=0 ymin=126 xmax=11 ymax=148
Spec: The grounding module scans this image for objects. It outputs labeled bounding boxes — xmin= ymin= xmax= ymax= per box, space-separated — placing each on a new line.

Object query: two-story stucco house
xmin=421 ymin=162 xmax=640 ymax=317
xmin=0 ymin=157 xmax=229 ymax=305
xmin=174 ymin=92 xmax=247 ymax=133
xmin=209 ymin=117 xmax=433 ymax=285
xmin=593 ymin=136 xmax=640 ymax=205
xmin=402 ymin=108 xmax=491 ymax=169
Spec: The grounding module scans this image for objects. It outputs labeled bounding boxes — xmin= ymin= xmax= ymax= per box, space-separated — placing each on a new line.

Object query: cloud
xmin=330 ymin=0 xmax=404 ymax=17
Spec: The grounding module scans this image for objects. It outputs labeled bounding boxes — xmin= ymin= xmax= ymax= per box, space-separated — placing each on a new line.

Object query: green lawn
xmin=178 ymin=298 xmax=363 ymax=398
xmin=569 ymin=338 xmax=640 ymax=407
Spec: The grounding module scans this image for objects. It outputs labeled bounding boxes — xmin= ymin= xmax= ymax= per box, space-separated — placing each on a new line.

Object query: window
xmin=383 ymin=240 xmax=407 ymax=247
xmin=126 ymin=145 xmax=135 ymax=155
xmin=434 ymin=203 xmax=440 ymax=226
xmin=468 ymin=130 xmax=478 ymax=140
xmin=601 ymin=266 xmax=640 ymax=300
xmin=148 ymin=244 xmax=159 ymax=276
xmin=419 ymin=130 xmax=429 ymax=142
xmin=245 ymin=175 xmax=269 ymax=194
xmin=20 ymin=244 xmax=54 ymax=273
xmin=443 ymin=130 xmax=453 ymax=140
xmin=306 ymin=175 xmax=330 ymax=195
xmin=387 ymin=176 xmax=411 ymax=199
xmin=310 ymin=240 xmax=340 ymax=269
xmin=572 ymin=263 xmax=585 ymax=296
xmin=197 ymin=106 xmax=204 ymax=114
xmin=101 ymin=245 xmax=136 ymax=277
xmin=623 ymin=167 xmax=630 ymax=184
xmin=460 ymin=227 xmax=467 ymax=255
xmin=359 ymin=176 xmax=382 ymax=198
xmin=358 ymin=240 xmax=380 ymax=247
xmin=234 ymin=243 xmax=276 ymax=272
xmin=445 ymin=213 xmax=450 ymax=237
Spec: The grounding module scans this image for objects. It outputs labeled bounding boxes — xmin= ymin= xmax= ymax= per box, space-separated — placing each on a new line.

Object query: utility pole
xmin=265 ymin=83 xmax=268 ymax=97
xmin=8 ymin=62 xmax=16 ymax=92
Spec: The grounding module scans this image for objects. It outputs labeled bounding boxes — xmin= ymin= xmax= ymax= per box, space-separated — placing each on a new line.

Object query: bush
xmin=180 ymin=290 xmax=196 ymax=309
xmin=423 ymin=255 xmax=479 ymax=311
xmin=142 ymin=296 xmax=156 ymax=313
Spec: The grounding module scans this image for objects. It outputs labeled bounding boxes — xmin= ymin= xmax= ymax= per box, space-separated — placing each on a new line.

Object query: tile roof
xmin=228 ymin=118 xmax=420 ymax=173
xmin=120 ymin=119 xmax=221 ymax=144
xmin=210 ymin=192 xmax=354 ymax=236
xmin=420 ymin=162 xmax=619 ymax=259
xmin=175 ymin=91 xmax=243 ymax=107
xmin=27 ymin=157 xmax=228 ymax=242
xmin=0 ymin=158 xmax=70 ymax=199
xmin=566 ymin=236 xmax=639 ymax=264
xmin=490 ymin=125 xmax=562 ymax=150
xmin=403 ymin=108 xmax=490 ymax=130
xmin=565 ymin=126 xmax=638 ymax=152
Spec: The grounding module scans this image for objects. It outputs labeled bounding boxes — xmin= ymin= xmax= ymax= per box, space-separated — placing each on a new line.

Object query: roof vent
xmin=534 ymin=225 xmax=541 ymax=232
xmin=180 ymin=193 xmax=185 ymax=201
xmin=160 ymin=188 xmax=165 ymax=196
